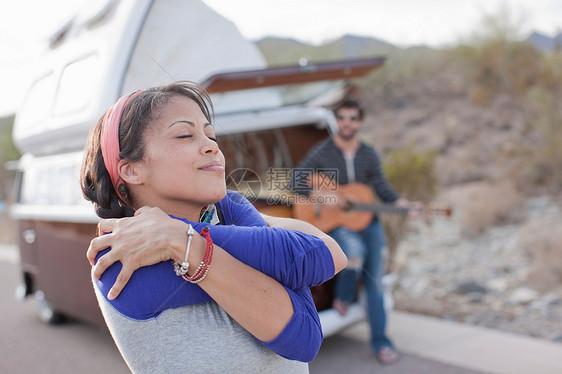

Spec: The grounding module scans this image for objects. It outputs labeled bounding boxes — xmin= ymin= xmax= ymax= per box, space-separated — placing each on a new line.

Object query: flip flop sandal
xmin=376 ymin=347 xmax=399 ymax=365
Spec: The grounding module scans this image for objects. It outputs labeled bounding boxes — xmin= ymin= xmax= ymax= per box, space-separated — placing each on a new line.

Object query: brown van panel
xmin=30 ymin=220 xmax=103 ymax=326
xmin=281 ymin=126 xmax=330 ymax=166
xmin=16 ymin=220 xmax=39 ymax=275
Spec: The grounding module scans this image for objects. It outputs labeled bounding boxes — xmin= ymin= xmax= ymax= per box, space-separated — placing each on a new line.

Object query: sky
xmin=0 ymin=0 xmax=560 ymax=116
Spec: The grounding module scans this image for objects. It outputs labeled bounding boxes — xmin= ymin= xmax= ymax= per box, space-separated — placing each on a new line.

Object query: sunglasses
xmin=337 ymin=115 xmax=360 ymax=122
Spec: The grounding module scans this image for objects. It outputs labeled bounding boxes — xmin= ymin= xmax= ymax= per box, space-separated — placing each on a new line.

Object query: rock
xmin=411 ymin=278 xmax=430 ymax=296
xmin=455 ymin=281 xmax=489 ymax=295
xmin=467 ymin=292 xmax=485 ymax=303
xmin=391 ymin=193 xmax=562 ymax=342
xmin=487 ymin=278 xmax=508 ymax=292
xmin=508 ymin=287 xmax=539 ymax=305
xmin=543 ymin=293 xmax=561 ymax=305
xmin=529 ymin=293 xmax=561 ymax=311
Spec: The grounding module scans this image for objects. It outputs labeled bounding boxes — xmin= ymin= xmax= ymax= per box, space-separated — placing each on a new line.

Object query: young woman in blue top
xmin=80 ymin=81 xmax=346 ymax=373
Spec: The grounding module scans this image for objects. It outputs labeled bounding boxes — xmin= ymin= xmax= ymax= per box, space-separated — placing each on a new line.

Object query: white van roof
xmin=13 ymin=0 xmax=271 ymax=156
xmin=13 ymin=0 xmax=385 ymax=157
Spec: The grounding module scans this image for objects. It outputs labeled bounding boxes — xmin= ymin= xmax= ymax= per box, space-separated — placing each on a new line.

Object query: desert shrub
xmin=518 ymin=217 xmax=562 ymax=293
xmin=359 ymin=48 xmax=465 ymax=104
xmin=0 ymin=116 xmax=19 ymax=166
xmin=0 ymin=116 xmax=18 ymax=243
xmin=469 ymin=41 xmax=544 ymax=106
xmin=507 ymin=86 xmax=562 ymax=195
xmin=453 ymin=3 xmax=548 ymax=106
xmin=381 ymin=144 xmax=438 ymax=272
xmin=457 ymin=180 xmax=525 ymax=234
xmin=383 ymin=142 xmax=438 ymax=203
xmin=0 ymin=116 xmax=20 ymax=202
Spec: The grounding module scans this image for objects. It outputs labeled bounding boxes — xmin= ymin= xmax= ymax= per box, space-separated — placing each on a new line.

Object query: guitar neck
xmin=351 ymin=202 xmax=410 ymax=215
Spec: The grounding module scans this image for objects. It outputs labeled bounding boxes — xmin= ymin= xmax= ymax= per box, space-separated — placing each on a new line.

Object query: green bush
xmin=509 ymin=86 xmax=562 ymax=194
xmin=383 ymin=143 xmax=438 ymax=203
xmin=0 ymin=116 xmax=20 ymax=202
xmin=381 ymin=144 xmax=438 ymax=272
xmin=468 ymin=40 xmax=544 ymax=106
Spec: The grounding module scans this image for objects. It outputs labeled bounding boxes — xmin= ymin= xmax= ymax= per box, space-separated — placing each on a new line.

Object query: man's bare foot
xmin=333 ymin=299 xmax=349 ymax=316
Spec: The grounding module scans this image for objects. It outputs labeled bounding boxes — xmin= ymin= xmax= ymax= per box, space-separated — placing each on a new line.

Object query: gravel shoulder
xmin=392 ymin=195 xmax=562 ymax=343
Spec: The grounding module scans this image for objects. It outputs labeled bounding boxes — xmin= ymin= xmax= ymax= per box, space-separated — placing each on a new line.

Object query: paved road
xmin=0 ymin=261 xmax=129 ymax=373
xmin=310 ymin=333 xmax=487 ymax=374
xmin=1 ymin=251 xmax=487 ymax=374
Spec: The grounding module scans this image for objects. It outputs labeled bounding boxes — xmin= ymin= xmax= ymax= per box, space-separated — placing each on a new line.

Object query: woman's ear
xmin=118 ymin=159 xmax=144 ymax=185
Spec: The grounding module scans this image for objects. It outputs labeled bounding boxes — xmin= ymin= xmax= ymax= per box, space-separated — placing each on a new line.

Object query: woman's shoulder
xmin=218 ymin=190 xmax=267 ymax=227
xmin=223 ymin=189 xmax=250 ymax=204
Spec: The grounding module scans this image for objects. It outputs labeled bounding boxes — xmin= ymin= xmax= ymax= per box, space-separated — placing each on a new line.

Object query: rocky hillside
xmin=526 ymin=31 xmax=562 ymax=51
xmin=255 ymin=34 xmax=562 ymax=342
xmin=256 ymin=33 xmax=399 ymax=66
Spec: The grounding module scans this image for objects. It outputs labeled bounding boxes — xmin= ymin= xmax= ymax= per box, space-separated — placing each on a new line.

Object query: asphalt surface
xmin=310 ymin=332 xmax=488 ymax=374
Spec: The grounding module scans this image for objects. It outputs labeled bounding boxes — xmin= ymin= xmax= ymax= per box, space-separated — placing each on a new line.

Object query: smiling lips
xmin=199 ymin=161 xmax=224 ymax=172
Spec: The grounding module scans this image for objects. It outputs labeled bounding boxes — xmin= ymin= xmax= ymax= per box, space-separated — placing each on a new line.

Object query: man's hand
xmin=395 ymin=198 xmax=424 ymax=219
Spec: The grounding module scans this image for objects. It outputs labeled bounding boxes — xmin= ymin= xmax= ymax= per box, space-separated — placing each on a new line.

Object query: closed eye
xmin=176 ymin=134 xmax=193 ymax=139
xmin=208 ymin=136 xmax=217 ymax=142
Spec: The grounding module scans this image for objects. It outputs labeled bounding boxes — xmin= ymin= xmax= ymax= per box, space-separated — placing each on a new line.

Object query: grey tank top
xmin=94 ymin=285 xmax=309 ymax=373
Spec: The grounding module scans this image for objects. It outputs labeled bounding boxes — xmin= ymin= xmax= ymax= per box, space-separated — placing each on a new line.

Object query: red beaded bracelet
xmin=181 ymin=226 xmax=214 ymax=284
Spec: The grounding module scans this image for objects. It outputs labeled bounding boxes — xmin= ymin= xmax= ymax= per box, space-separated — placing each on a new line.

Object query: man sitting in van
xmin=291 ymin=99 xmax=416 ymax=365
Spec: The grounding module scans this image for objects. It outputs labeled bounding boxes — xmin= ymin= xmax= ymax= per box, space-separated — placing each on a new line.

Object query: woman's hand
xmin=87 ymin=206 xmax=190 ymax=299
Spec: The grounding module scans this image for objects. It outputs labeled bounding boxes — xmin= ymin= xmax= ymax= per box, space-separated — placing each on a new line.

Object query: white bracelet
xmin=174 ymin=224 xmax=195 ymax=276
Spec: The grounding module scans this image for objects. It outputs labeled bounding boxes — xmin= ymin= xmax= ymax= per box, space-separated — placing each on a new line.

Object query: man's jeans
xmin=329 ymin=220 xmax=393 ymax=351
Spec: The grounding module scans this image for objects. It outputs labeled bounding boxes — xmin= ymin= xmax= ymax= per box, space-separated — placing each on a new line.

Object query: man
xmin=291 ymin=99 xmax=413 ymax=365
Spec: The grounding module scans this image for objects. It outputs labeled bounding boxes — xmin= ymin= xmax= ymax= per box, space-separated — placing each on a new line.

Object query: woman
xmin=80 ymin=81 xmax=346 ymax=373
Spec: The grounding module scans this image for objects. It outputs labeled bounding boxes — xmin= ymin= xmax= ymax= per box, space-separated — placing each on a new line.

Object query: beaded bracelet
xmin=176 ymin=226 xmax=214 ymax=284
xmin=174 ymin=224 xmax=196 ymax=276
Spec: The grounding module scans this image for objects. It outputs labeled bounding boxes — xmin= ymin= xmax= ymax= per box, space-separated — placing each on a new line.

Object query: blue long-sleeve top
xmin=94 ymin=190 xmax=334 ymax=362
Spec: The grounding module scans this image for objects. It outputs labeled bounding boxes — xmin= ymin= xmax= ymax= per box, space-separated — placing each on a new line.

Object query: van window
xmin=53 ymin=54 xmax=99 ymax=117
xmin=19 ymin=153 xmax=87 ymax=207
xmin=16 ymin=73 xmax=56 ymax=135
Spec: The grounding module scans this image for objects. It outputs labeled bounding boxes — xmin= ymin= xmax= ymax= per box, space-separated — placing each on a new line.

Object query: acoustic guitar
xmin=292 ymin=182 xmax=452 ymax=232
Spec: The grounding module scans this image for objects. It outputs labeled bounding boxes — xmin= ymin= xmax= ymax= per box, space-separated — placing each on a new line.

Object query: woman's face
xmin=128 ymin=95 xmax=226 ymax=217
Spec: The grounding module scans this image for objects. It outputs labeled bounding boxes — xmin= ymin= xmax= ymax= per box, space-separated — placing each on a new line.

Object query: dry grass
xmin=442 ymin=180 xmax=525 ymax=235
xmin=518 ymin=218 xmax=562 ymax=293
xmin=507 ymin=87 xmax=562 ymax=195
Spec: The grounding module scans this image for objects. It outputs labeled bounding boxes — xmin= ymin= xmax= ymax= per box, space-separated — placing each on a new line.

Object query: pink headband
xmin=100 ymin=90 xmax=144 ymax=201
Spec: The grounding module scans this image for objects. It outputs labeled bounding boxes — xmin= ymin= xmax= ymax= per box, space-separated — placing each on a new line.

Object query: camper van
xmin=11 ymin=0 xmax=386 ymax=335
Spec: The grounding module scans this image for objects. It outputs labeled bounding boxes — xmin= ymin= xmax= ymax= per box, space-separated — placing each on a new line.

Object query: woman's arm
xmin=261 ymin=287 xmax=322 ymax=362
xmin=261 ymin=213 xmax=347 ymax=273
xmin=89 ymin=208 xmax=341 ymax=298
xmin=191 ymin=239 xmax=322 ymax=361
xmin=187 ymin=236 xmax=294 ymax=343
xmin=221 ymin=191 xmax=346 ymax=273
xmin=90 ymin=209 xmax=323 ymax=361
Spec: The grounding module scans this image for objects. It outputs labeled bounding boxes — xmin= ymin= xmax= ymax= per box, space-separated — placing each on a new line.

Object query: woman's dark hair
xmin=80 ymin=81 xmax=214 ymax=218
xmin=333 ymin=99 xmax=364 ymax=120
